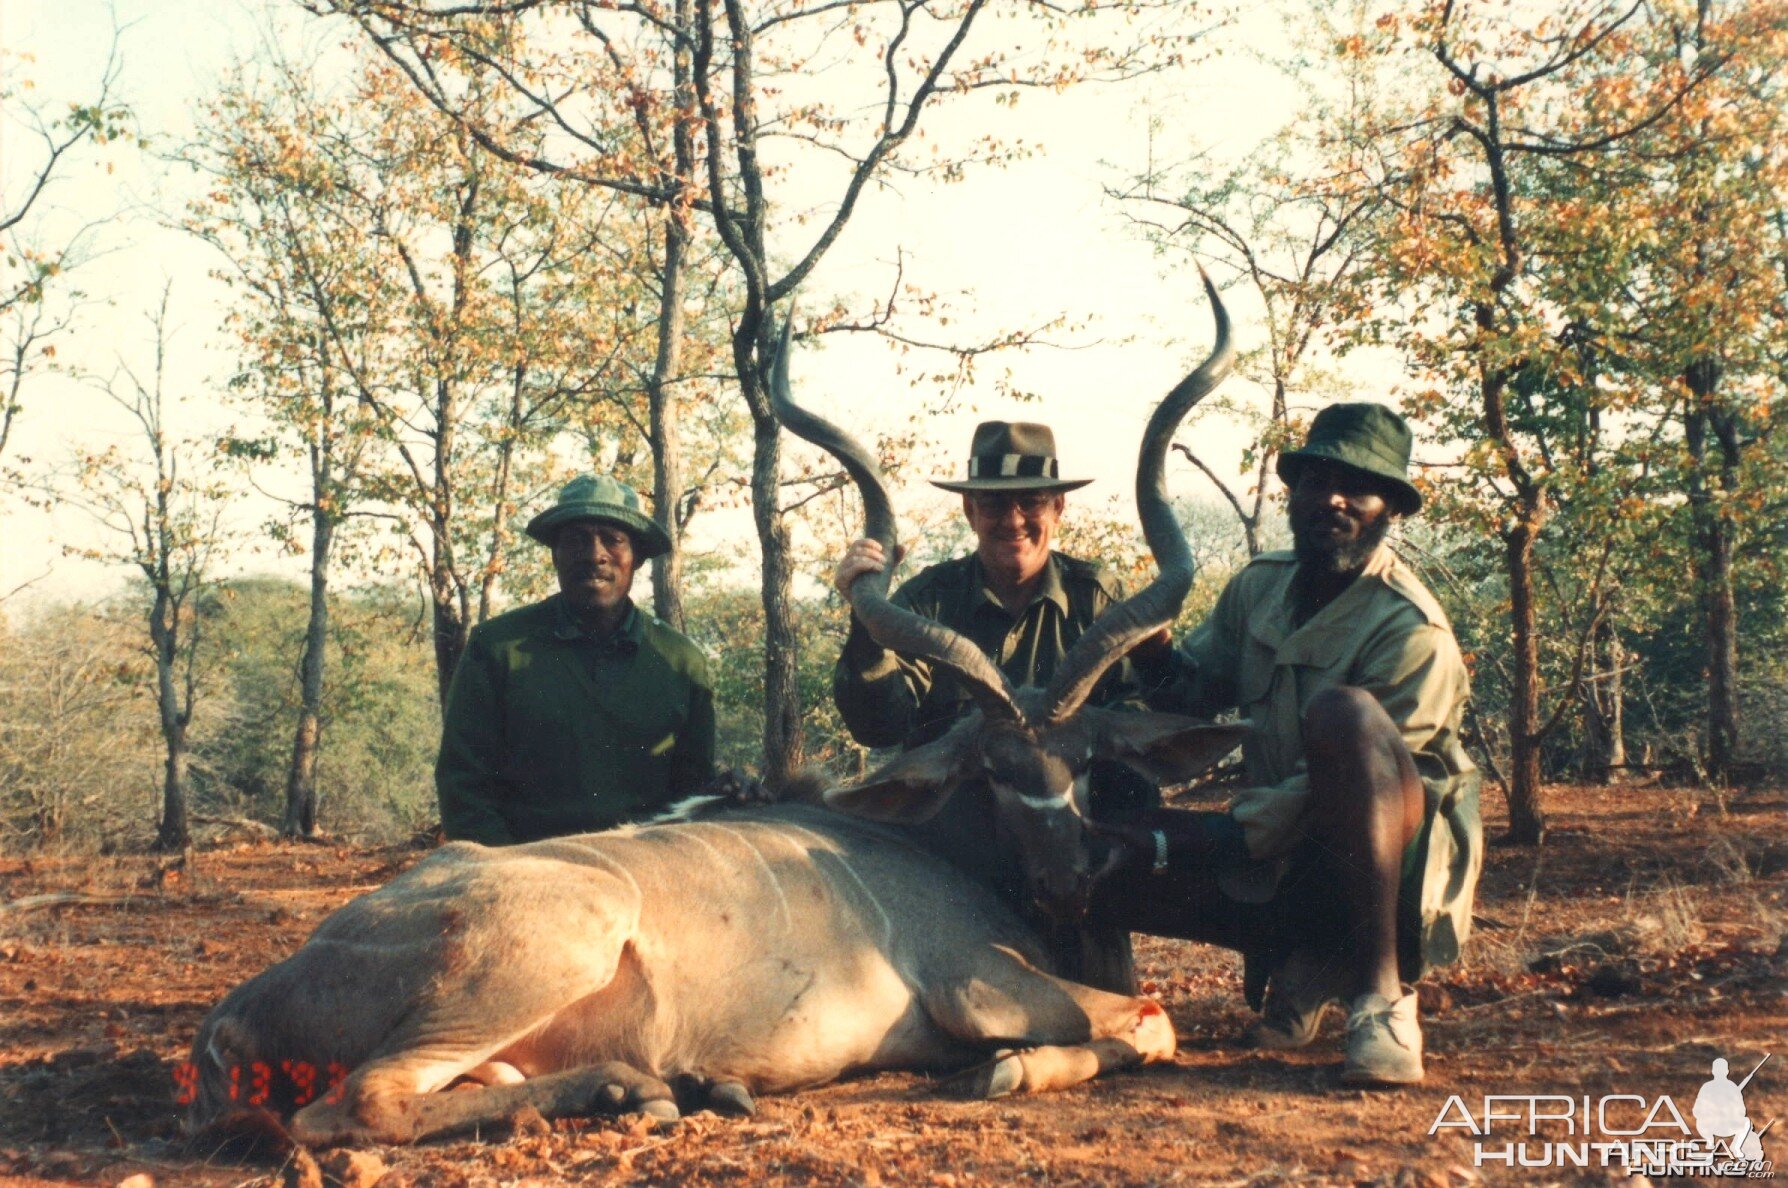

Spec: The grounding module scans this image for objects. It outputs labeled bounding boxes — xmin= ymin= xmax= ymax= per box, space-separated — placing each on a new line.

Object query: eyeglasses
xmin=968 ymin=492 xmax=1058 ymax=517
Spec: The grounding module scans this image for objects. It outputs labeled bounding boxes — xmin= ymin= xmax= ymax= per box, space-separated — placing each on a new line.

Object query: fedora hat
xmin=524 ymin=475 xmax=673 ymax=559
xmin=929 ymin=421 xmax=1092 ymax=495
xmin=1276 ymin=403 xmax=1422 ymax=515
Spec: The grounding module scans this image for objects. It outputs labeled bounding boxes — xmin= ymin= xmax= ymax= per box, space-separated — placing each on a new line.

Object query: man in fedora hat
xmin=1092 ymin=402 xmax=1482 ymax=1086
xmin=833 ymin=421 xmax=1139 ymax=747
xmin=435 ymin=475 xmax=717 ymax=845
xmin=832 ymin=420 xmax=1155 ymax=990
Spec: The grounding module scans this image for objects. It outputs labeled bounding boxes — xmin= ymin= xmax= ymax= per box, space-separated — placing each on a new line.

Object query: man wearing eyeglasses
xmin=831 ymin=421 xmax=1151 ymax=991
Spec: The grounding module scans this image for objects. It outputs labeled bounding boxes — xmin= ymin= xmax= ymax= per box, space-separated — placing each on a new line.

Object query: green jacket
xmin=833 ymin=551 xmax=1143 ymax=749
xmin=1146 ymin=546 xmax=1482 ymax=969
xmin=436 ymin=596 xmax=716 ymax=845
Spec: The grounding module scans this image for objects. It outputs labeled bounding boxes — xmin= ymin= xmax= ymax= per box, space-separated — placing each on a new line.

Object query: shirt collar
xmin=1359 ymin=543 xmax=1397 ymax=582
xmin=969 ymin=551 xmax=1070 ymax=618
xmin=1279 ymin=543 xmax=1396 ymax=635
xmin=552 ymin=594 xmax=643 ymax=652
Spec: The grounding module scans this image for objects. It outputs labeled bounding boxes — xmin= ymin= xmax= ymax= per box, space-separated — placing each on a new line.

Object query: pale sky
xmin=1 ymin=0 xmax=1385 ymax=608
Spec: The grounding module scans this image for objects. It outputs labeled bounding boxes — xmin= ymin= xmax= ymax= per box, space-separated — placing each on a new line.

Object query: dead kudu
xmin=185 ymin=281 xmax=1235 ymax=1148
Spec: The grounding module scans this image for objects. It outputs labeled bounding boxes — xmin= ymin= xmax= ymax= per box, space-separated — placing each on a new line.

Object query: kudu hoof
xmin=705 ymin=1080 xmax=757 ymax=1117
xmin=592 ymin=1064 xmax=679 ymax=1122
xmin=944 ymin=1052 xmax=1025 ymax=1100
xmin=640 ymin=1098 xmax=681 ymax=1123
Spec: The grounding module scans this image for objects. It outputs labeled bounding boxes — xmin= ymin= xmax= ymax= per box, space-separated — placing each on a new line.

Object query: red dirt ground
xmin=1 ymin=782 xmax=1783 ymax=1187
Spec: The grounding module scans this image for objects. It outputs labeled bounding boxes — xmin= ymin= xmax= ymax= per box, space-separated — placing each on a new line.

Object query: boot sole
xmin=1340 ymin=1063 xmax=1425 ymax=1086
xmin=1239 ymin=1002 xmax=1334 ymax=1050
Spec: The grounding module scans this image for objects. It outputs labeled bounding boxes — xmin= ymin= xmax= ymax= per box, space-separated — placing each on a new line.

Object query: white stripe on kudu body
xmin=576 ymin=842 xmax=644 ymax=903
xmin=698 ymin=822 xmax=794 ymax=933
xmin=775 ymin=820 xmax=895 ymax=950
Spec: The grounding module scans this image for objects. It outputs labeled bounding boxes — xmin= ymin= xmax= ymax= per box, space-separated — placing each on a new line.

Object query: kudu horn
xmin=768 ymin=317 xmax=1020 ymax=721
xmin=1039 ymin=268 xmax=1234 ymax=724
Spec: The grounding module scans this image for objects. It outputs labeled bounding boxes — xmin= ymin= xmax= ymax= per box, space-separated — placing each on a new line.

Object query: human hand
xmin=833 ymin=538 xmax=906 ymax=600
xmin=1087 ymin=819 xmax=1156 ymax=880
xmin=1126 ymin=626 xmax=1174 ymax=666
xmin=703 ymin=769 xmax=775 ymax=808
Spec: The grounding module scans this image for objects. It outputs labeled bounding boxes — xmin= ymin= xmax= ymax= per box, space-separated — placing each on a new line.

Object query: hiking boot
xmin=1341 ymin=989 xmax=1424 ymax=1086
xmin=1240 ymin=947 xmax=1344 ymax=1050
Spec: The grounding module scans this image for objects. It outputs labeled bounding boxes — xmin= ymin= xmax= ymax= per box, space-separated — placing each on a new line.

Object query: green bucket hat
xmin=1276 ymin=403 xmax=1422 ymax=515
xmin=524 ymin=475 xmax=673 ymax=559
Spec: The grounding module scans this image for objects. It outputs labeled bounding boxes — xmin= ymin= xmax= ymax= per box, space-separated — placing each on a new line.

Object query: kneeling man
xmin=1107 ymin=403 xmax=1482 ymax=1085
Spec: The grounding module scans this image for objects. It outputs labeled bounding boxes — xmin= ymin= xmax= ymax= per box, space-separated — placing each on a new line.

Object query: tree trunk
xmin=1580 ymin=618 xmax=1625 ymax=784
xmin=1684 ymin=367 xmax=1740 ymax=780
xmin=1502 ymin=516 xmax=1545 ymax=844
xmin=283 ymin=512 xmax=335 ymax=837
xmin=158 ymin=735 xmax=191 ymax=852
xmin=478 ymin=366 xmax=526 ymax=628
xmin=647 ymin=5 xmax=697 ymax=634
xmin=150 ymin=588 xmax=190 ymax=851
xmin=1580 ymin=676 xmax=1610 ymax=785
xmin=750 ymin=396 xmax=802 ymax=783
xmin=431 ymin=586 xmax=470 ymax=710
xmin=648 ymin=213 xmax=690 ymax=632
xmin=35 ymin=780 xmax=64 ymax=848
xmin=1605 ymin=626 xmax=1626 ymax=772
xmin=1700 ymin=509 xmax=1738 ymax=778
xmin=429 ymin=361 xmax=468 ymax=706
xmin=429 ymin=501 xmax=469 ymax=706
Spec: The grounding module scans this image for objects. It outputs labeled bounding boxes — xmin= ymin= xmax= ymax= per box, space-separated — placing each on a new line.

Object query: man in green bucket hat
xmin=1095 ymin=402 xmax=1482 ymax=1087
xmin=435 ymin=475 xmax=718 ymax=845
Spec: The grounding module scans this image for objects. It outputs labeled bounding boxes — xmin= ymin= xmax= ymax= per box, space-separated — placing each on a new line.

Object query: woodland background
xmin=0 ymin=0 xmax=1783 ymax=856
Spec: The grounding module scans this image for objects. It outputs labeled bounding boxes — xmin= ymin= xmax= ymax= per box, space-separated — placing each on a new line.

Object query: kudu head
xmin=771 ymin=273 xmax=1241 ymax=922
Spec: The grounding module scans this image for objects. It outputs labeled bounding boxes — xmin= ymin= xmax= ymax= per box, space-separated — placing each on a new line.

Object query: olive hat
xmin=1276 ymin=402 xmax=1423 ymax=515
xmin=524 ymin=475 xmax=673 ymax=559
xmin=930 ymin=421 xmax=1093 ymax=495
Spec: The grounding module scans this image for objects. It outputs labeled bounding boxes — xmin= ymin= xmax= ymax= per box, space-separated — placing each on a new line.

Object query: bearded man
xmin=1104 ymin=402 xmax=1483 ymax=1086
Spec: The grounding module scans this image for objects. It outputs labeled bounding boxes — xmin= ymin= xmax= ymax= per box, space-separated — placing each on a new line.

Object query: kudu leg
xmin=289 ymin=1060 xmax=678 ymax=1147
xmin=953 ymin=1035 xmax=1166 ymax=1099
xmin=922 ymin=943 xmax=1175 ymax=1100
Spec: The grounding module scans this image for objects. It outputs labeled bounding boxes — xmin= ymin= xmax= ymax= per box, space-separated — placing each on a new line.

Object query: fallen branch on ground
xmin=0 ymin=892 xmax=138 ymax=916
xmin=191 ymin=814 xmax=281 ymax=838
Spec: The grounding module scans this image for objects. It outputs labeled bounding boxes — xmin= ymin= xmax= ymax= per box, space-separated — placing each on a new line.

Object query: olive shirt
xmin=1144 ymin=545 xmax=1483 ymax=970
xmin=435 ymin=595 xmax=716 ymax=845
xmin=833 ymin=551 xmax=1144 ymax=749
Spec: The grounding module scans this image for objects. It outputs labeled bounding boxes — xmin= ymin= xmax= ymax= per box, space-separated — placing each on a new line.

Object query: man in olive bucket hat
xmin=436 ymin=475 xmax=725 ymax=845
xmin=832 ymin=420 xmax=1165 ymax=995
xmin=1092 ymin=402 xmax=1482 ymax=1086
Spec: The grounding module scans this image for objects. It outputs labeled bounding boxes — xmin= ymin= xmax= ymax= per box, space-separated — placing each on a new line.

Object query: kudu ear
xmin=1088 ymin=709 xmax=1249 ymax=788
xmin=823 ymin=734 xmax=969 ymax=825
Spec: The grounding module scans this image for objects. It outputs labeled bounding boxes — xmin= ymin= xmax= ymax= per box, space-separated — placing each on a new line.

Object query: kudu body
xmin=186 ymin=280 xmax=1233 ymax=1148
xmin=190 ymin=804 xmax=1178 ymax=1146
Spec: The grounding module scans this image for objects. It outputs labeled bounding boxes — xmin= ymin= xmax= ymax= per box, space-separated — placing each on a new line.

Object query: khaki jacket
xmin=1149 ymin=546 xmax=1483 ymax=969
